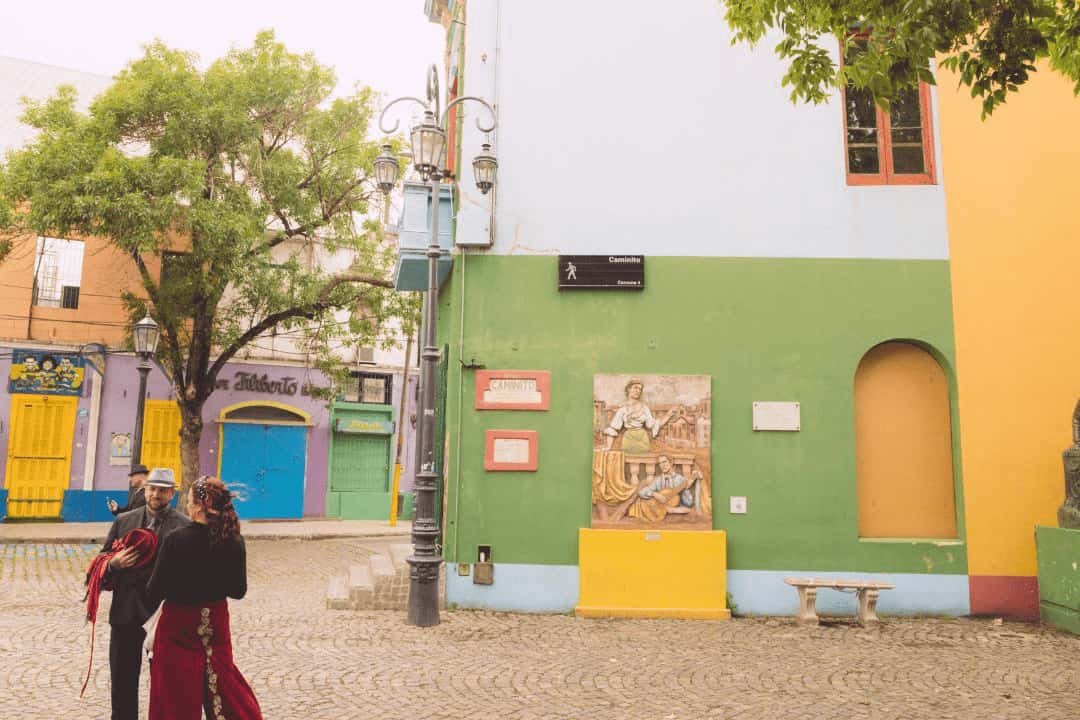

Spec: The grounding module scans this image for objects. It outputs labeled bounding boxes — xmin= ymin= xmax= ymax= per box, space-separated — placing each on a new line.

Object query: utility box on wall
xmin=393 ymin=181 xmax=454 ymax=291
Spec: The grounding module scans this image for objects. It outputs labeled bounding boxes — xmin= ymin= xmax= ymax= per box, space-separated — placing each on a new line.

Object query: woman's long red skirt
xmin=149 ymin=600 xmax=262 ymax=720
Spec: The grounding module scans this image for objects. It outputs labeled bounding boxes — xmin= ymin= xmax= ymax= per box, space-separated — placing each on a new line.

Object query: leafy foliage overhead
xmin=0 ymin=32 xmax=417 ymax=482
xmin=1 ymin=31 xmax=413 ymax=393
xmin=722 ymin=0 xmax=1080 ymax=116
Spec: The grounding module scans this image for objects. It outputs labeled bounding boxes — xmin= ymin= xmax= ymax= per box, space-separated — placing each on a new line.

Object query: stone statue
xmin=1059 ymin=399 xmax=1080 ymax=529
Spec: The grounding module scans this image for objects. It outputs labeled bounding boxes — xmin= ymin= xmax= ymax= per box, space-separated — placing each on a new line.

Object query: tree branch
xmin=203 ymin=272 xmax=393 ymax=387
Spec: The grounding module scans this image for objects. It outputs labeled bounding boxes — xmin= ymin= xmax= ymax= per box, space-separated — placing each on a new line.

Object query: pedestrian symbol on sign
xmin=566 ymin=262 xmax=577 ymax=280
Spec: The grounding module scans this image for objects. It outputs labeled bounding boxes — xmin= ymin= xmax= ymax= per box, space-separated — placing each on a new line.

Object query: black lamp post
xmin=377 ymin=65 xmax=497 ymax=627
xmin=130 ymin=314 xmax=160 ymax=468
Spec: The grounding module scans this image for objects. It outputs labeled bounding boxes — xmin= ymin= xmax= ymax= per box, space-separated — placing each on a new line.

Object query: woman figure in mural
xmin=602 ymin=379 xmax=680 ymax=454
xmin=146 ymin=476 xmax=262 ymax=720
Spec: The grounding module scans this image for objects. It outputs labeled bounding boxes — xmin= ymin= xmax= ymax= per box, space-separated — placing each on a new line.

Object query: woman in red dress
xmin=146 ymin=476 xmax=262 ymax=720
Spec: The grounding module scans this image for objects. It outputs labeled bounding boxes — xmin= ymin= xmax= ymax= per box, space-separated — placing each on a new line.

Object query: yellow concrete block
xmin=575 ymin=528 xmax=730 ymax=620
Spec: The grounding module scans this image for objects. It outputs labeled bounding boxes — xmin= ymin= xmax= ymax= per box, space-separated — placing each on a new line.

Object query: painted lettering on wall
xmin=212 ymin=374 xmax=326 ymax=397
xmin=474 ymin=370 xmax=551 ymax=410
xmin=233 ymin=372 xmax=298 ymax=396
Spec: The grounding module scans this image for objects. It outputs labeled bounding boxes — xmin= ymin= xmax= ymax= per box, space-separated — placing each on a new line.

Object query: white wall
xmin=240 ymin=234 xmax=413 ymax=370
xmin=0 ymin=57 xmax=111 ymax=153
xmin=455 ymin=0 xmax=948 ymax=260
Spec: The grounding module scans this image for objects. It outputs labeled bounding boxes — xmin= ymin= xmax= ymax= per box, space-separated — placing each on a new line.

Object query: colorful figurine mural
xmin=7 ymin=350 xmax=85 ymax=395
xmin=591 ymin=374 xmax=712 ymax=530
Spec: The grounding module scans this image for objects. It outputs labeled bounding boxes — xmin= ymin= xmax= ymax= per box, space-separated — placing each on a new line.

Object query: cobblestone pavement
xmin=2 ymin=539 xmax=1078 ymax=720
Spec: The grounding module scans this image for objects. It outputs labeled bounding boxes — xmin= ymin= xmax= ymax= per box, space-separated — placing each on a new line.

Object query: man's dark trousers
xmin=108 ymin=624 xmax=145 ymax=720
xmin=99 ymin=505 xmax=189 ymax=720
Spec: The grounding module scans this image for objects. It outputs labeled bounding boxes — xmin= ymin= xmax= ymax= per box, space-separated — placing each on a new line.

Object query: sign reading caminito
xmin=558 ymin=255 xmax=644 ymax=290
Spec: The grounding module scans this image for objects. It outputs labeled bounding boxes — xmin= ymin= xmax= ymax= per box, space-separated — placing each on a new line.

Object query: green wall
xmin=439 ymin=255 xmax=967 ymax=575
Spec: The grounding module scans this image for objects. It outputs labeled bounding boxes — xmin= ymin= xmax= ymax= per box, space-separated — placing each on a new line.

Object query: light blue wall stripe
xmin=446 ymin=565 xmax=971 ymax=616
xmin=728 ymin=570 xmax=970 ymax=617
xmin=446 ymin=563 xmax=580 ymax=613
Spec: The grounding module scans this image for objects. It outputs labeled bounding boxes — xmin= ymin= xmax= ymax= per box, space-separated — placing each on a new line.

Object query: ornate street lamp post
xmin=130 ymin=314 xmax=160 ymax=468
xmin=377 ymin=65 xmax=497 ymax=627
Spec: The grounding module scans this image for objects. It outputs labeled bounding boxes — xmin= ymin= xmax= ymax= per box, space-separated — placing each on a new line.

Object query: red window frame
xmin=840 ymin=43 xmax=937 ymax=186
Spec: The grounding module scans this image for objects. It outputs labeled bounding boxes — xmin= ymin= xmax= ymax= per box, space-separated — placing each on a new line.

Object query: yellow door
xmin=140 ymin=400 xmax=182 ymax=486
xmin=4 ymin=394 xmax=78 ymax=519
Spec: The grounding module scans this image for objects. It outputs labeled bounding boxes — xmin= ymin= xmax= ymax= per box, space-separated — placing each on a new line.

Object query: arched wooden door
xmin=218 ymin=402 xmax=309 ymax=519
xmin=854 ymin=341 xmax=958 ymax=538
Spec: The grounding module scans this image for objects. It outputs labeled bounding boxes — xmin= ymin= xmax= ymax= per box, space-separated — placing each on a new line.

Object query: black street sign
xmin=557 ymin=255 xmax=645 ymax=290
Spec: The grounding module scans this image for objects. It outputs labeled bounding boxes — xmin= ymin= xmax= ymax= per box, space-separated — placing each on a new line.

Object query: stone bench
xmin=783 ymin=577 xmax=895 ymax=624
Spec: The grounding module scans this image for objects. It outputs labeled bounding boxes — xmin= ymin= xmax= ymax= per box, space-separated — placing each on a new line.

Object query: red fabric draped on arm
xmin=81 ymin=527 xmax=159 ymax=698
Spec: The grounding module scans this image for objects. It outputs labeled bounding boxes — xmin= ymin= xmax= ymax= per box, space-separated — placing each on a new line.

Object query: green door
xmin=328 ymin=429 xmax=392 ymax=519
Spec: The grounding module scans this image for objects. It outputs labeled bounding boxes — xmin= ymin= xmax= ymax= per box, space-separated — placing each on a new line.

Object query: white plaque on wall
xmin=492 ymin=438 xmax=531 ymax=464
xmin=752 ymin=402 xmax=801 ymax=431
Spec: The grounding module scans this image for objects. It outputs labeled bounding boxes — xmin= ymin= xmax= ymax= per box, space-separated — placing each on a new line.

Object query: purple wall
xmin=2 ymin=343 xmax=420 ymax=518
xmin=97 ymin=356 xmax=333 ymax=516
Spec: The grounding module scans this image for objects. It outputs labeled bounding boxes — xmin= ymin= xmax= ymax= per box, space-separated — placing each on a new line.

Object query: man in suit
xmin=98 ymin=467 xmax=189 ymax=720
xmin=107 ymin=464 xmax=149 ymax=516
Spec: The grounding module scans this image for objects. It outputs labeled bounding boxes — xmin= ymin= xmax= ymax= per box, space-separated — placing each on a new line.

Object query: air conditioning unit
xmin=60 ymin=286 xmax=80 ymax=309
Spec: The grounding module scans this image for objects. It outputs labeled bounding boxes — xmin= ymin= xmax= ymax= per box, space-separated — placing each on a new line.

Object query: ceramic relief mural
xmin=592 ymin=374 xmax=712 ymax=529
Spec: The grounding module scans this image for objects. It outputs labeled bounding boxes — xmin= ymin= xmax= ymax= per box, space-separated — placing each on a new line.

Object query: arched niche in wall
xmin=854 ymin=341 xmax=958 ymax=538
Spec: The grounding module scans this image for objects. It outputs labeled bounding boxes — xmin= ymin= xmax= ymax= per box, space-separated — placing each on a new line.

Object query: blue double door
xmin=220 ymin=423 xmax=307 ymax=519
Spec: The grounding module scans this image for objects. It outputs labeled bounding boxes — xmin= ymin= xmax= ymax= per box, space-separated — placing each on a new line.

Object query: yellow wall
xmin=937 ymin=68 xmax=1080 ymax=576
xmin=854 ymin=342 xmax=958 ymax=539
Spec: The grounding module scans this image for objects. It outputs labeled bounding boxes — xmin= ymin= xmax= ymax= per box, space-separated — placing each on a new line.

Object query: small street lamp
xmin=373 ymin=144 xmax=400 ymax=195
xmin=130 ymin=314 xmax=160 ymax=468
xmin=377 ymin=65 xmax=498 ymax=627
xmin=472 ymin=143 xmax=498 ymax=195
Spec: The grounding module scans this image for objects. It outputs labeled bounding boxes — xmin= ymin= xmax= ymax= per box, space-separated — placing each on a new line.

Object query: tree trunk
xmin=178 ymin=404 xmax=205 ymax=497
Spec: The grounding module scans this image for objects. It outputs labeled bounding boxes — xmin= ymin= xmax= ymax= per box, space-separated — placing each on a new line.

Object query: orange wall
xmin=937 ymin=68 xmax=1080 ymax=576
xmin=0 ymin=234 xmax=145 ymax=346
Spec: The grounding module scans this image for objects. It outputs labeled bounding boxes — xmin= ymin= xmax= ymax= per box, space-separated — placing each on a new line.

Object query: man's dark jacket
xmin=99 ymin=506 xmax=190 ymax=626
xmin=110 ymin=485 xmax=146 ymax=516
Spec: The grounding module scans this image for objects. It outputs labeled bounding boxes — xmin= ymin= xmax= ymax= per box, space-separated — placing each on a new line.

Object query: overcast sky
xmin=0 ymin=0 xmax=444 ymax=102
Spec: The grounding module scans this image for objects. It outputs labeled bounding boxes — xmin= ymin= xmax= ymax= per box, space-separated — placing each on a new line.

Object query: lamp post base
xmin=406 ymin=556 xmax=443 ymax=627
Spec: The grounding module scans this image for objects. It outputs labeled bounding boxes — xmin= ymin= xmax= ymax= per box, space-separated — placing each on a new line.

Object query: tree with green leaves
xmin=723 ymin=0 xmax=1080 ymax=116
xmin=0 ymin=32 xmax=417 ymax=487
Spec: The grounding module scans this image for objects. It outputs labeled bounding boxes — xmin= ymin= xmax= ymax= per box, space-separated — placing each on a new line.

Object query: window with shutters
xmin=32 ymin=238 xmax=84 ymax=309
xmin=842 ymin=39 xmax=936 ymax=186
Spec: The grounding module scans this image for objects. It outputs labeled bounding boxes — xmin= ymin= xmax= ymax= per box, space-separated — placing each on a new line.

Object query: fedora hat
xmin=128 ymin=464 xmax=150 ymax=477
xmin=146 ymin=468 xmax=176 ymax=488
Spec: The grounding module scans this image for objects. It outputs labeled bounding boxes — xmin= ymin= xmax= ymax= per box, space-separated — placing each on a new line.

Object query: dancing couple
xmin=88 ymin=470 xmax=261 ymax=719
